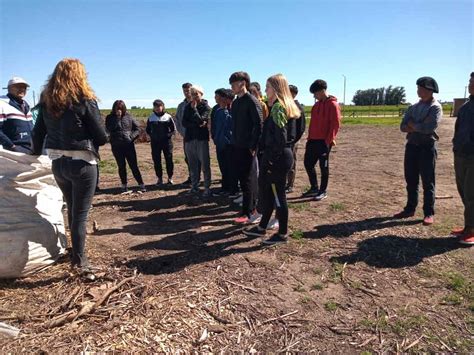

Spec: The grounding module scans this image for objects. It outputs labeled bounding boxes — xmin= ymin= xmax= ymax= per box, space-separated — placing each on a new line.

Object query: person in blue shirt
xmin=211 ymin=88 xmax=236 ymax=195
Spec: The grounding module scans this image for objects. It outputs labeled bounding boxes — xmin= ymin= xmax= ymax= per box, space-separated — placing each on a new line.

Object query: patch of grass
xmin=300 ymin=295 xmax=311 ymax=304
xmin=291 ymin=229 xmax=304 ymax=240
xmin=98 ymin=159 xmax=117 ymax=174
xmin=324 ymin=301 xmax=338 ymax=312
xmin=293 ymin=284 xmax=306 ymax=292
xmin=329 ymin=202 xmax=345 ymax=212
xmin=349 ymin=280 xmax=363 ymax=290
xmin=342 ymin=117 xmax=401 ymax=126
xmin=288 ymin=202 xmax=310 ymax=212
xmin=329 ymin=261 xmax=344 ymax=283
xmin=311 ymin=283 xmax=324 ymax=291
xmin=392 ymin=314 xmax=426 ymax=336
xmin=440 ymin=271 xmax=473 ymax=309
xmin=446 ymin=272 xmax=467 ymax=292
xmin=312 ymin=267 xmax=322 ymax=275
xmin=359 ymin=318 xmax=375 ymax=329
xmin=442 ymin=294 xmax=463 ymax=305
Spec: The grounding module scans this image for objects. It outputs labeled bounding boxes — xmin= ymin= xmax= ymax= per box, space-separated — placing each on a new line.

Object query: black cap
xmin=416 ymin=76 xmax=439 ymax=93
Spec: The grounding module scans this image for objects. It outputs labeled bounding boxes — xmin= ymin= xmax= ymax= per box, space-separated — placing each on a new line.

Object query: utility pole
xmin=465 ymin=86 xmax=468 ymax=99
xmin=342 ymin=74 xmax=346 ymax=117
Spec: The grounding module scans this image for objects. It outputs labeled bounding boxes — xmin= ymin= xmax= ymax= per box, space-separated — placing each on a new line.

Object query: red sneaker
xmin=450 ymin=227 xmax=464 ymax=237
xmin=423 ymin=215 xmax=434 ymax=225
xmin=459 ymin=233 xmax=474 ymax=245
xmin=234 ymin=215 xmax=250 ymax=224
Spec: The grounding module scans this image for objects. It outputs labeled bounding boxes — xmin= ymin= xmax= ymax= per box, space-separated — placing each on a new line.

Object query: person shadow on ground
xmin=330 ymin=235 xmax=464 ymax=268
xmin=303 ymin=216 xmax=421 ymax=239
xmin=125 ymin=225 xmax=263 ymax=275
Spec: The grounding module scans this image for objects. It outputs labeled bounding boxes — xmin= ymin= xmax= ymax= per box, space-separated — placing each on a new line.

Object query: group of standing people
xmin=169 ymin=72 xmax=339 ymax=245
xmin=1 ymin=57 xmax=473 ymax=280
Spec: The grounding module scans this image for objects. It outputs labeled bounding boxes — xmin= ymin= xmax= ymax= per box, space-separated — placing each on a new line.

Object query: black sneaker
xmin=301 ymin=188 xmax=318 ymax=197
xmin=314 ymin=191 xmax=327 ymax=201
xmin=182 ymin=178 xmax=192 ymax=186
xmin=243 ymin=226 xmax=266 ymax=237
xmin=262 ymin=233 xmax=288 ymax=245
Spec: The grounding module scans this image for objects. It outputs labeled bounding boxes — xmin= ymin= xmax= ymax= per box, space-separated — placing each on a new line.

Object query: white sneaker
xmin=267 ymin=218 xmax=279 ymax=230
xmin=249 ymin=212 xmax=262 ymax=224
xmin=233 ymin=195 xmax=243 ymax=204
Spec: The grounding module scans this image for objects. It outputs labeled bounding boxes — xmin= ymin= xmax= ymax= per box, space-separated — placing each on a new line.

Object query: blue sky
xmin=1 ymin=0 xmax=472 ymax=109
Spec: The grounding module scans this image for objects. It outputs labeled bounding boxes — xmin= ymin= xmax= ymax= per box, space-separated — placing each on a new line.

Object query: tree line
xmin=352 ymin=86 xmax=406 ymax=105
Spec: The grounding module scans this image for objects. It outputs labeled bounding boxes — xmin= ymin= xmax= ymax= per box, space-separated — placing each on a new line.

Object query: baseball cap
xmin=6 ymin=76 xmax=30 ymax=88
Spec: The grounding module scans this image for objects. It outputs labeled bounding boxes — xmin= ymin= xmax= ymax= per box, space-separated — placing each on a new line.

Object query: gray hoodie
xmin=400 ymin=98 xmax=442 ymax=145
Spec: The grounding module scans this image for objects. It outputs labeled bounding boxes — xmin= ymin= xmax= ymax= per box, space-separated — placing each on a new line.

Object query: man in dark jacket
xmin=146 ymin=99 xmax=176 ymax=185
xmin=229 ymin=71 xmax=263 ymax=223
xmin=394 ymin=76 xmax=442 ymax=225
xmin=0 ymin=77 xmax=33 ymax=153
xmin=451 ymin=72 xmax=474 ymax=245
xmin=286 ymin=84 xmax=306 ymax=192
xmin=182 ymin=85 xmax=212 ymax=197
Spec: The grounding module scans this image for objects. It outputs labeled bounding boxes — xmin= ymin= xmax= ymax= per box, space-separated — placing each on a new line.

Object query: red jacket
xmin=307 ymin=95 xmax=341 ymax=146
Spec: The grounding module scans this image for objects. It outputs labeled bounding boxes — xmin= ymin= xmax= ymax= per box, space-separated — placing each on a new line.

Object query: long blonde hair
xmin=266 ymin=74 xmax=300 ymax=119
xmin=41 ymin=58 xmax=97 ymax=118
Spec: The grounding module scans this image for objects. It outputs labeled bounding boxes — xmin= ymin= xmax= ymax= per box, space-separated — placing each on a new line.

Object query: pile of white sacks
xmin=0 ymin=149 xmax=66 ymax=278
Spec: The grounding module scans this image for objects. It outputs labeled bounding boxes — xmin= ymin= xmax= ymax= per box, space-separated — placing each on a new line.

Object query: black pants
xmin=259 ymin=148 xmax=294 ymax=235
xmin=250 ymin=154 xmax=259 ymax=208
xmin=151 ymin=139 xmax=174 ymax=180
xmin=216 ymin=144 xmax=237 ymax=192
xmin=304 ymin=139 xmax=331 ymax=192
xmin=111 ymin=142 xmax=144 ymax=185
xmin=404 ymin=143 xmax=437 ymax=216
xmin=52 ymin=157 xmax=97 ymax=267
xmin=455 ymin=154 xmax=474 ymax=228
xmin=286 ymin=143 xmax=299 ymax=188
xmin=234 ymin=146 xmax=256 ymax=216
xmin=94 ymin=144 xmax=100 ymax=188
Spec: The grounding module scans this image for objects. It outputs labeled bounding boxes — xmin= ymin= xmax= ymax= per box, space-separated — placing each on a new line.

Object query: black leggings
xmin=52 ymin=157 xmax=97 ymax=267
xmin=151 ymin=139 xmax=174 ymax=179
xmin=234 ymin=147 xmax=257 ymax=216
xmin=259 ymin=148 xmax=294 ymax=235
xmin=111 ymin=142 xmax=144 ymax=185
xmin=304 ymin=139 xmax=331 ymax=192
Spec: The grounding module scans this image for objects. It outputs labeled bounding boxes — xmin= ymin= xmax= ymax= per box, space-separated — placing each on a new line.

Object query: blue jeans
xmin=52 ymin=157 xmax=97 ymax=267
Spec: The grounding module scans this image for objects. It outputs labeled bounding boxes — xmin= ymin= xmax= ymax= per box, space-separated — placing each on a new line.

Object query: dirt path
xmin=1 ymin=117 xmax=472 ymax=352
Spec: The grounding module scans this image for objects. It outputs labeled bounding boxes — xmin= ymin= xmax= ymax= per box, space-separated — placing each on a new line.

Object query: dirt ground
xmin=1 ymin=118 xmax=473 ymax=352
